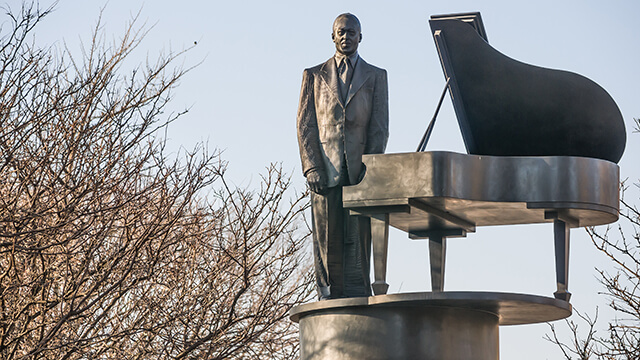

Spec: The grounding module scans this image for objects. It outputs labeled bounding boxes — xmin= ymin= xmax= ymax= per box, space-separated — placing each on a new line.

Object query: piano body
xmin=343 ymin=13 xmax=624 ymax=300
xmin=344 ymin=152 xmax=619 ymax=299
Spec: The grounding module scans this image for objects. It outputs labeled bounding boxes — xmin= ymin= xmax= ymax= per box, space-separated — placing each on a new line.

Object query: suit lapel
xmin=319 ymin=58 xmax=344 ymax=107
xmin=345 ymin=58 xmax=372 ymax=106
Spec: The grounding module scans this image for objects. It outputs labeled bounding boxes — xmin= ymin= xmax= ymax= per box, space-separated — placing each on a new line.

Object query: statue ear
xmin=331 ymin=32 xmax=335 ymax=41
xmin=359 ymin=33 xmax=363 ymax=42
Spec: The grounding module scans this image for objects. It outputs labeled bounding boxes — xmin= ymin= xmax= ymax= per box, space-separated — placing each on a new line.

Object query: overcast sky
xmin=30 ymin=0 xmax=640 ymax=358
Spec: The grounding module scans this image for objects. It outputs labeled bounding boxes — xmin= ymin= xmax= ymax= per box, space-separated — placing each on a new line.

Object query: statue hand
xmin=306 ymin=170 xmax=327 ymax=195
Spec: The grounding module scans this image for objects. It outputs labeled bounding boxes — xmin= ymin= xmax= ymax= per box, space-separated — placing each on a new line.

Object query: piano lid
xmin=429 ymin=12 xmax=626 ymax=163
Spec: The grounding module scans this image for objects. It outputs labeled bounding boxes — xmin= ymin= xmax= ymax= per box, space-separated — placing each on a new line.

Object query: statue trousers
xmin=311 ymin=181 xmax=372 ymax=299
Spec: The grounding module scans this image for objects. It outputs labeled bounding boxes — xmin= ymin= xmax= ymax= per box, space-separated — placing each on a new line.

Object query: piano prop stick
xmin=416 ymin=77 xmax=450 ymax=152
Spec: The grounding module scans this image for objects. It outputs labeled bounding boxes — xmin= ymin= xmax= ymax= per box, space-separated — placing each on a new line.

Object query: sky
xmin=26 ymin=0 xmax=640 ymax=358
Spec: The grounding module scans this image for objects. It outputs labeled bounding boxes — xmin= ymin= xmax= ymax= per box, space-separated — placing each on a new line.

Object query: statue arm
xmin=365 ymin=69 xmax=389 ymax=154
xmin=297 ymin=69 xmax=327 ymax=192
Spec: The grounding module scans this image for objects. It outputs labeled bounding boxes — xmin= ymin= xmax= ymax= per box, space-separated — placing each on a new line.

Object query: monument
xmin=293 ymin=12 xmax=625 ymax=359
xmin=297 ymin=13 xmax=389 ymax=300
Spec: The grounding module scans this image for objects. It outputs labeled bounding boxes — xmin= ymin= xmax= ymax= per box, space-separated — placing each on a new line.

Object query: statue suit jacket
xmin=297 ymin=56 xmax=389 ymax=187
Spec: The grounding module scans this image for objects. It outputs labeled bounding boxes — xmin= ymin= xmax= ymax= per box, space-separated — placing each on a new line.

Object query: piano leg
xmin=371 ymin=214 xmax=389 ymax=295
xmin=429 ymin=235 xmax=446 ymax=292
xmin=553 ymin=219 xmax=571 ymax=301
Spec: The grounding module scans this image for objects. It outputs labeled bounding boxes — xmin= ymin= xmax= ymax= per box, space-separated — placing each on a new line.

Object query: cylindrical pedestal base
xmin=300 ymin=305 xmax=498 ymax=359
xmin=290 ymin=292 xmax=571 ymax=360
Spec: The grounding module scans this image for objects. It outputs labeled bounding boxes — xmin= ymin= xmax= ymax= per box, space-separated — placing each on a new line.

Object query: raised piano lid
xmin=343 ymin=152 xmax=619 ymax=235
xmin=429 ymin=12 xmax=626 ymax=163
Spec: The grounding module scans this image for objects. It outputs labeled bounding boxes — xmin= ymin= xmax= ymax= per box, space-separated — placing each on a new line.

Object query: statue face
xmin=332 ymin=16 xmax=362 ymax=56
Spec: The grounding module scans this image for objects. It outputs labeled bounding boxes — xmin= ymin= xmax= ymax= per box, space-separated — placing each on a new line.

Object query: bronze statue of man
xmin=297 ymin=13 xmax=389 ymax=300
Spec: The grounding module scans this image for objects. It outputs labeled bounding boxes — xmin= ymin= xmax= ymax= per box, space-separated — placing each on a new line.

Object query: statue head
xmin=332 ymin=13 xmax=362 ymax=56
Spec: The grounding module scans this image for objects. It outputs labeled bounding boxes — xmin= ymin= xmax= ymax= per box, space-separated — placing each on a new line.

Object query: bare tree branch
xmin=0 ymin=3 xmax=314 ymax=359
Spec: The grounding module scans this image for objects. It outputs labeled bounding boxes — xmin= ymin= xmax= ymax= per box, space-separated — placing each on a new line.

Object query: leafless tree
xmin=547 ymin=118 xmax=640 ymax=360
xmin=0 ymin=2 xmax=313 ymax=359
xmin=546 ymin=309 xmax=600 ymax=360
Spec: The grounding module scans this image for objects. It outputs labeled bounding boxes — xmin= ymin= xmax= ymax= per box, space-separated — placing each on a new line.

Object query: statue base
xmin=290 ymin=292 xmax=571 ymax=360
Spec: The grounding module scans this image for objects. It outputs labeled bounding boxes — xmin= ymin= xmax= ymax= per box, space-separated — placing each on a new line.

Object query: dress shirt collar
xmin=334 ymin=51 xmax=359 ymax=68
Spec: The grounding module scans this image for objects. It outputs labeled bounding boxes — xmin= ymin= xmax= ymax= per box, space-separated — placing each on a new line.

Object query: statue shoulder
xmin=358 ymin=58 xmax=385 ymax=70
xmin=303 ymin=58 xmax=333 ymax=75
xmin=358 ymin=58 xmax=388 ymax=81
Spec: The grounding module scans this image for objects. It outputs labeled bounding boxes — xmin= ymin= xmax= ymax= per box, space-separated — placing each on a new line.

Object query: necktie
xmin=339 ymin=58 xmax=353 ymax=102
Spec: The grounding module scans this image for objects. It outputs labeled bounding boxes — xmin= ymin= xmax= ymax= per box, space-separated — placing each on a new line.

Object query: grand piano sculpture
xmin=345 ymin=12 xmax=625 ymax=301
xmin=292 ymin=12 xmax=625 ymax=360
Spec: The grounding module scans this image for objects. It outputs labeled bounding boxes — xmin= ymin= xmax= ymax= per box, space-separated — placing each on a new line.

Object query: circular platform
xmin=291 ymin=291 xmax=572 ymax=325
xmin=291 ymin=292 xmax=571 ymax=360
